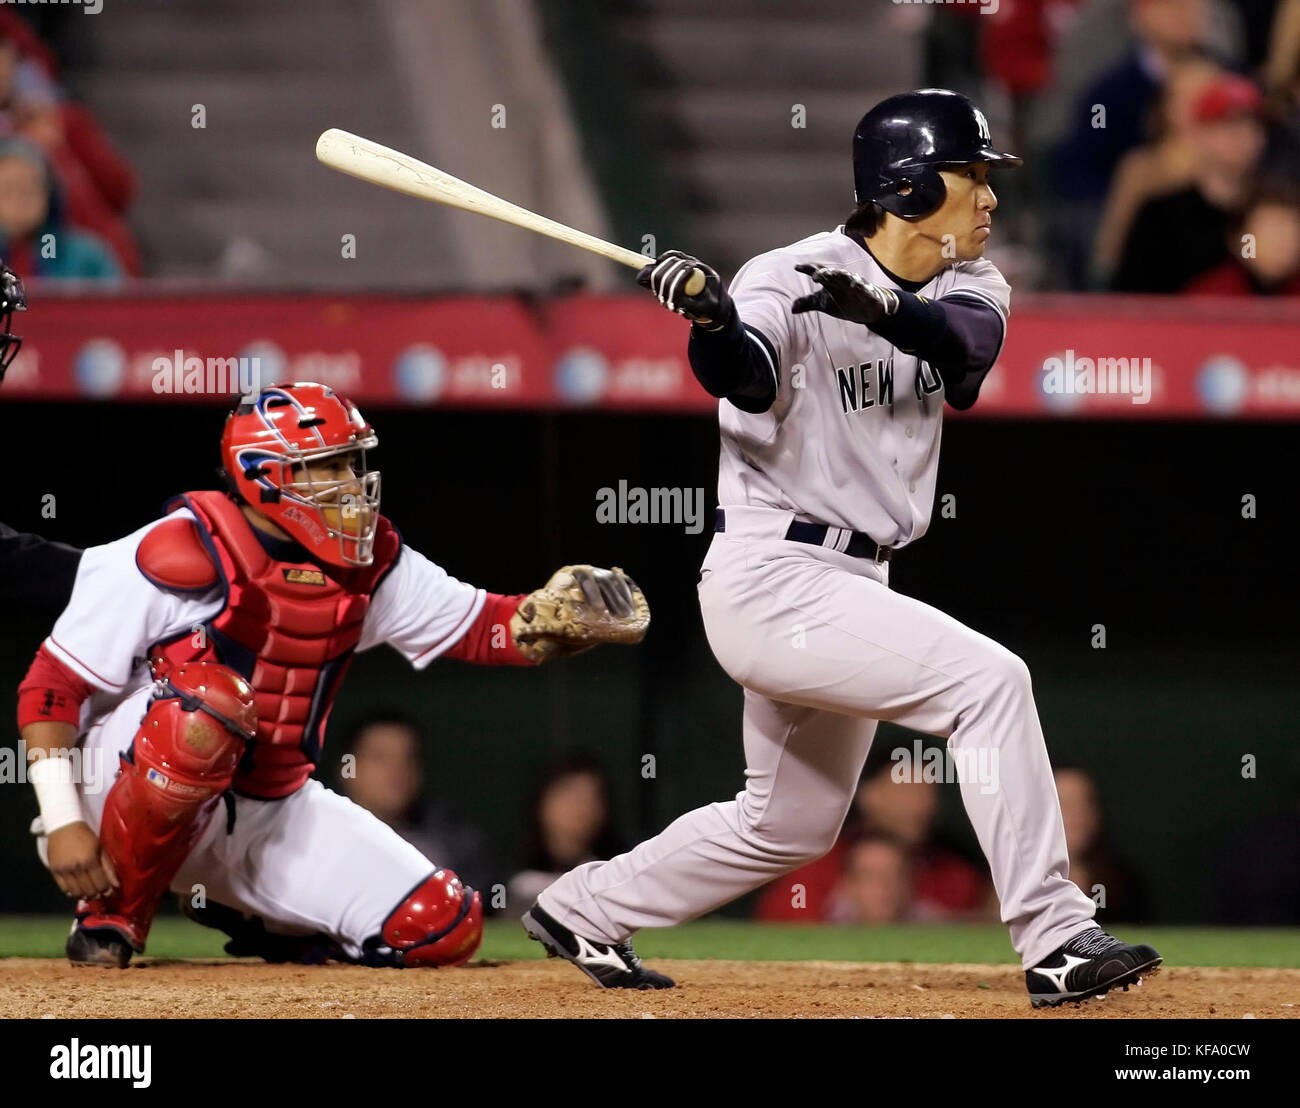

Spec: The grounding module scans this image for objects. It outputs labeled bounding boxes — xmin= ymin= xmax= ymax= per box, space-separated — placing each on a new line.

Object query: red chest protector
xmin=146 ymin=490 xmax=401 ymax=799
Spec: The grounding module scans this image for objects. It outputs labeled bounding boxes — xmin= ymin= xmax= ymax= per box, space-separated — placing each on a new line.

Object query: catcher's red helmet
xmin=220 ymin=382 xmax=380 ymax=567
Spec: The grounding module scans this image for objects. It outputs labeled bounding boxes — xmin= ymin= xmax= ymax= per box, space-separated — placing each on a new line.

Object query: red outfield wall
xmin=4 ymin=291 xmax=1299 ymax=419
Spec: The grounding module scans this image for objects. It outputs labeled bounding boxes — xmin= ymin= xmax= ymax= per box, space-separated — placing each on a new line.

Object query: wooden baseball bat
xmin=315 ymin=128 xmax=705 ymax=295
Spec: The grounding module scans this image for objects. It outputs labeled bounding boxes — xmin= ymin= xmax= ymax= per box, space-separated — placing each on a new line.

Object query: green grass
xmin=3 ymin=915 xmax=1298 ymax=967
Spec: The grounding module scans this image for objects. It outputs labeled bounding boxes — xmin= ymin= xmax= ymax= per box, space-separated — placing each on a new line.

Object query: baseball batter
xmin=523 ymin=89 xmax=1162 ymax=1007
xmin=20 ymin=381 xmax=648 ymax=968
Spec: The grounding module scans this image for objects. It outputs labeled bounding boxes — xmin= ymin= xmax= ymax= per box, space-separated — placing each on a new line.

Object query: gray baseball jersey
xmin=717 ymin=227 xmax=1011 ymax=547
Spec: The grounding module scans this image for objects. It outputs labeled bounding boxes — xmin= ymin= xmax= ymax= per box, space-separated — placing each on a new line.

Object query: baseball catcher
xmin=19 ymin=381 xmax=648 ymax=968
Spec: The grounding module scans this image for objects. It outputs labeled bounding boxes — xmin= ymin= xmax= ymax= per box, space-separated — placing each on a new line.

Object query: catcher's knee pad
xmin=87 ymin=664 xmax=255 ymax=950
xmin=363 ymin=869 xmax=483 ymax=968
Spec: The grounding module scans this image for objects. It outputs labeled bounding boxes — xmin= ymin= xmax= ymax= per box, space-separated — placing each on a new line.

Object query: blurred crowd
xmin=337 ymin=712 xmax=1177 ymax=926
xmin=942 ymin=0 xmax=1300 ymax=293
xmin=336 ymin=714 xmax=627 ymax=913
xmin=752 ymin=753 xmax=1149 ymax=926
xmin=0 ymin=12 xmax=133 ymax=281
xmin=6 ymin=2 xmax=1300 ymax=295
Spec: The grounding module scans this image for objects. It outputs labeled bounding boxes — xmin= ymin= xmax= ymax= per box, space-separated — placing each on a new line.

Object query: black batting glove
xmin=791 ymin=263 xmax=899 ymax=327
xmin=637 ymin=250 xmax=733 ymax=329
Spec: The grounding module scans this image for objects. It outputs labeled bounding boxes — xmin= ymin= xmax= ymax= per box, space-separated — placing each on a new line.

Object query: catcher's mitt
xmin=510 ymin=565 xmax=649 ymax=664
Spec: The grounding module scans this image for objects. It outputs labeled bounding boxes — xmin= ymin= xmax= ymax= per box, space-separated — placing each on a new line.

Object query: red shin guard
xmin=78 ymin=664 xmax=254 ymax=951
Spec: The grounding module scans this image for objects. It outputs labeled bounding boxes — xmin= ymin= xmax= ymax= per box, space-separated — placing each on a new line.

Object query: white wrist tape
xmin=29 ymin=755 xmax=85 ymax=834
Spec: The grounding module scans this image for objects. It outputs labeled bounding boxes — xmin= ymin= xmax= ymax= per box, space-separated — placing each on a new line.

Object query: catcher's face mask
xmin=235 ymin=442 xmax=380 ymax=567
xmin=221 ymin=383 xmax=382 ymax=568
xmin=0 ymin=264 xmax=27 ymax=383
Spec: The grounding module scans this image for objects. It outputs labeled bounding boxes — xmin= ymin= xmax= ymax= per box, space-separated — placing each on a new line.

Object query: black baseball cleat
xmin=66 ymin=922 xmax=133 ymax=968
xmin=180 ymin=895 xmax=344 ymax=964
xmin=1026 ymin=927 xmax=1162 ymax=1008
xmin=521 ymin=903 xmax=675 ymax=990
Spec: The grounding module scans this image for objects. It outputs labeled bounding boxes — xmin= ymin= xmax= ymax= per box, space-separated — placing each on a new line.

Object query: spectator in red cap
xmin=1093 ymin=57 xmax=1222 ymax=283
xmin=1051 ymin=0 xmax=1226 ymax=287
xmin=1111 ymin=72 xmax=1268 ymax=291
xmin=1196 ymin=67 xmax=1270 ymax=118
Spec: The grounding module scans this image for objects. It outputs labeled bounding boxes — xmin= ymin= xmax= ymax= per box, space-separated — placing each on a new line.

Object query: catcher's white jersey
xmin=717 ymin=227 xmax=1011 ymax=547
xmin=44 ymin=507 xmax=485 ymax=731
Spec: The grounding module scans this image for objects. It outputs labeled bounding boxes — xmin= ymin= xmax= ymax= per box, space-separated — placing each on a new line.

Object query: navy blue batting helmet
xmin=852 ymin=89 xmax=1022 ymax=220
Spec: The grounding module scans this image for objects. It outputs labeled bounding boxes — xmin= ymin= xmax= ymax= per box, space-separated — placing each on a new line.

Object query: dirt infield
xmin=1 ymin=958 xmax=1296 ymax=1018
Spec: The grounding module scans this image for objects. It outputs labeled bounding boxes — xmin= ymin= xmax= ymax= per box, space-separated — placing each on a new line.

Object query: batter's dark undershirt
xmin=688 ymin=230 xmax=1005 ymax=413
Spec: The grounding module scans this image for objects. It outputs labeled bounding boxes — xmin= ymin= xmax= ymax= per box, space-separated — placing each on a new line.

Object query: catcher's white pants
xmin=538 ymin=506 xmax=1097 ymax=968
xmin=33 ymin=686 xmax=435 ymax=959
